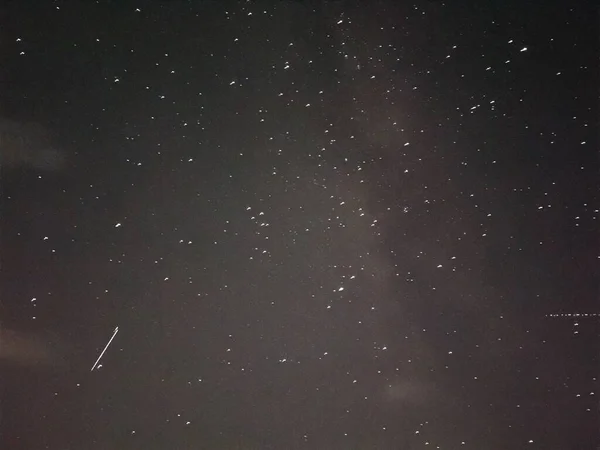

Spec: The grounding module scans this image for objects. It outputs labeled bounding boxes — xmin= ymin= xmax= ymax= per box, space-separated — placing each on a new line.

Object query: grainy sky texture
xmin=1 ymin=1 xmax=598 ymax=449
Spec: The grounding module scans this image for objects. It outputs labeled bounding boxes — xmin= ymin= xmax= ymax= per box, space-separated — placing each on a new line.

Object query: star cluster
xmin=1 ymin=1 xmax=597 ymax=449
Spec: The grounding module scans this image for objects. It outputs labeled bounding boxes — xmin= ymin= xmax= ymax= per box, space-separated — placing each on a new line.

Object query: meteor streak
xmin=91 ymin=326 xmax=119 ymax=371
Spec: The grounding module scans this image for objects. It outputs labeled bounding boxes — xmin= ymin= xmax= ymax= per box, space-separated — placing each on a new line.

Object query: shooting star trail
xmin=91 ymin=326 xmax=119 ymax=371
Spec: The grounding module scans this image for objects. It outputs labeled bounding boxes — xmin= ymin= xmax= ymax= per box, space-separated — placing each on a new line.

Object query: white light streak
xmin=91 ymin=326 xmax=119 ymax=371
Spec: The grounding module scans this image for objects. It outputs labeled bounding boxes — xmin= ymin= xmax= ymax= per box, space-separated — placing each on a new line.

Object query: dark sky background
xmin=1 ymin=1 xmax=598 ymax=449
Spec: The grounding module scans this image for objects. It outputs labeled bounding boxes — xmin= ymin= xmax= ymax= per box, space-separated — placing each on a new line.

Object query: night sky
xmin=1 ymin=1 xmax=598 ymax=449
